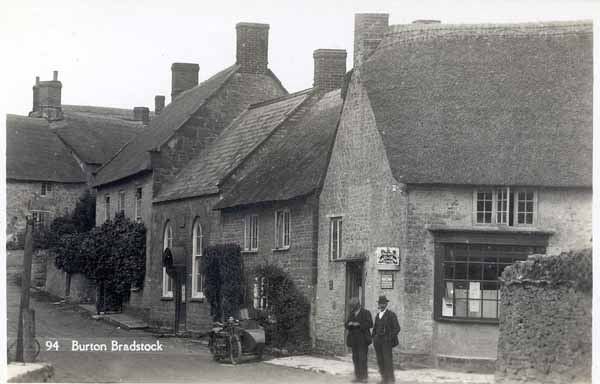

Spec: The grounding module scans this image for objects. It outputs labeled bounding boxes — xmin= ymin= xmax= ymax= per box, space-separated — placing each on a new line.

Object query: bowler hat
xmin=377 ymin=295 xmax=389 ymax=304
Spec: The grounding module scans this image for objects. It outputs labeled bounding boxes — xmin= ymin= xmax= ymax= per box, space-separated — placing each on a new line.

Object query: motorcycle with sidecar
xmin=208 ymin=317 xmax=266 ymax=364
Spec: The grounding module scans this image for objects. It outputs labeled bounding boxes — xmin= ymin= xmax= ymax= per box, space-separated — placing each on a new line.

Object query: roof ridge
xmin=248 ymin=87 xmax=314 ymax=110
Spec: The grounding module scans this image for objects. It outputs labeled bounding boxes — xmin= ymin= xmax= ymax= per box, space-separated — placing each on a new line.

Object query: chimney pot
xmin=133 ymin=107 xmax=150 ymax=124
xmin=236 ymin=22 xmax=269 ymax=74
xmin=171 ymin=63 xmax=199 ymax=101
xmin=155 ymin=95 xmax=165 ymax=115
xmin=353 ymin=13 xmax=389 ymax=68
xmin=313 ymin=49 xmax=347 ymax=92
xmin=35 ymin=76 xmax=40 ymax=85
xmin=53 ymin=70 xmax=58 ymax=81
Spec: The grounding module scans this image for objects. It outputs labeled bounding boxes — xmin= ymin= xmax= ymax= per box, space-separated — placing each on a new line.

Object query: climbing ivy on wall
xmin=201 ymin=243 xmax=245 ymax=321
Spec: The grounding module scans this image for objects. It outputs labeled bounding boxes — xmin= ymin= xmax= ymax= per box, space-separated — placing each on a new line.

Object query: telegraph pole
xmin=16 ymin=216 xmax=36 ymax=362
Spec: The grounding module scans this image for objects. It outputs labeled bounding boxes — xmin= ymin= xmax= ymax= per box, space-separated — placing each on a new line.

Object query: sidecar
xmin=208 ymin=319 xmax=265 ymax=364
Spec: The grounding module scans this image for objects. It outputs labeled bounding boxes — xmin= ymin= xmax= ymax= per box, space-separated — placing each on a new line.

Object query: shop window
xmin=330 ymin=217 xmax=343 ymax=260
xmin=162 ymin=221 xmax=173 ymax=298
xmin=474 ymin=187 xmax=537 ymax=226
xmin=274 ymin=209 xmax=291 ymax=249
xmin=244 ymin=215 xmax=259 ymax=252
xmin=437 ymin=243 xmax=545 ymax=322
xmin=191 ymin=219 xmax=204 ymax=299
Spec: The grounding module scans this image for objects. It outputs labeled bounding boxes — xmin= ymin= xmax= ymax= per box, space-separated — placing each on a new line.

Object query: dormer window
xmin=474 ymin=187 xmax=537 ymax=226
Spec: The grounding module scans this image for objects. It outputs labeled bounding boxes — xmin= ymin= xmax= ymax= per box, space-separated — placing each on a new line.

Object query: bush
xmin=201 ymin=243 xmax=244 ymax=321
xmin=255 ymin=264 xmax=311 ymax=351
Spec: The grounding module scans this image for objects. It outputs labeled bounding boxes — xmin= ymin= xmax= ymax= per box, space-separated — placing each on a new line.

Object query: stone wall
xmin=44 ymin=253 xmax=95 ymax=303
xmin=7 ymin=180 xmax=86 ymax=241
xmin=315 ymin=70 xmax=406 ymax=354
xmin=496 ymin=249 xmax=592 ymax=383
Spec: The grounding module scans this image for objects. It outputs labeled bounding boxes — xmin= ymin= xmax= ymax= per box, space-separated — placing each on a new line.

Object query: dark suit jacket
xmin=345 ymin=308 xmax=373 ymax=347
xmin=373 ymin=309 xmax=400 ymax=347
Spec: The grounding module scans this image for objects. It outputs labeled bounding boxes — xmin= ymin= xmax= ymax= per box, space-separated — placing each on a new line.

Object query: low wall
xmin=496 ymin=249 xmax=592 ymax=383
xmin=7 ymin=249 xmax=48 ymax=288
xmin=44 ymin=253 xmax=95 ymax=303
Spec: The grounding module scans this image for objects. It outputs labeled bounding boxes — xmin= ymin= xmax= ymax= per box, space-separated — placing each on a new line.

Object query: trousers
xmin=373 ymin=336 xmax=395 ymax=383
xmin=351 ymin=342 xmax=369 ymax=380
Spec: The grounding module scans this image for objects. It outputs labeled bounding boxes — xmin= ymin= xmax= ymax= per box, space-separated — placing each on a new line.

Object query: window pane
xmin=483 ymin=263 xmax=498 ymax=280
xmin=468 ymin=300 xmax=481 ymax=318
xmin=455 ymin=263 xmax=467 ymax=280
xmin=455 ymin=282 xmax=468 ymax=298
xmin=482 ymin=300 xmax=497 ymax=318
xmin=443 ymin=263 xmax=455 ymax=279
xmin=455 ymin=299 xmax=467 ymax=317
xmin=468 ymin=263 xmax=482 ymax=280
xmin=338 ymin=220 xmax=342 ymax=257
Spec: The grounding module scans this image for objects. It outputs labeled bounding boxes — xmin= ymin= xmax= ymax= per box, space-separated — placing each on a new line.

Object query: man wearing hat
xmin=345 ymin=297 xmax=373 ymax=382
xmin=373 ymin=295 xmax=400 ymax=383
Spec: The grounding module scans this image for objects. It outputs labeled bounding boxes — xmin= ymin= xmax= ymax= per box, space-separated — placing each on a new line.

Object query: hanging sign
xmin=375 ymin=247 xmax=400 ymax=270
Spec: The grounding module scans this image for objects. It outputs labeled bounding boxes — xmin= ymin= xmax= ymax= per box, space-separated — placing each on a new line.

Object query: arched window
xmin=162 ymin=221 xmax=173 ymax=297
xmin=191 ymin=219 xmax=204 ymax=298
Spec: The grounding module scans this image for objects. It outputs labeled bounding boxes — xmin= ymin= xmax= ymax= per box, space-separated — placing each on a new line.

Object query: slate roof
xmin=6 ymin=114 xmax=86 ymax=183
xmin=362 ymin=21 xmax=592 ymax=187
xmin=51 ymin=111 xmax=145 ymax=165
xmin=63 ymin=105 xmax=155 ymax=121
xmin=93 ymin=65 xmax=243 ymax=187
xmin=214 ymin=89 xmax=342 ymax=209
xmin=154 ymin=89 xmax=313 ymax=203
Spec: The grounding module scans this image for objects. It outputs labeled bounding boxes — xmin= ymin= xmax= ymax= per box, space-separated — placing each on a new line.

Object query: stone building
xmin=152 ymin=48 xmax=346 ymax=333
xmin=6 ymin=71 xmax=147 ymax=241
xmin=92 ymin=22 xmax=288 ymax=324
xmin=314 ymin=15 xmax=592 ymax=368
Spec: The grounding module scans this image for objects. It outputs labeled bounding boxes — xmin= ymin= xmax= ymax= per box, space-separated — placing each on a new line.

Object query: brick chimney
xmin=155 ymin=95 xmax=165 ymax=115
xmin=313 ymin=49 xmax=347 ymax=92
xmin=236 ymin=22 xmax=269 ymax=74
xmin=353 ymin=13 xmax=389 ymax=68
xmin=171 ymin=63 xmax=199 ymax=101
xmin=30 ymin=70 xmax=63 ymax=121
xmin=133 ymin=107 xmax=150 ymax=124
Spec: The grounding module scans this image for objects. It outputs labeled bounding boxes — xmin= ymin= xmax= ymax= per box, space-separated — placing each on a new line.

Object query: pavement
xmin=265 ymin=355 xmax=495 ymax=384
xmin=7 ymin=362 xmax=54 ymax=383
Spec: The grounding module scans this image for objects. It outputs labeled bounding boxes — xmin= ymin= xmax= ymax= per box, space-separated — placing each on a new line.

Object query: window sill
xmin=428 ymin=224 xmax=554 ymax=235
xmin=160 ymin=296 xmax=173 ymax=301
xmin=190 ymin=297 xmax=205 ymax=303
xmin=272 ymin=247 xmax=290 ymax=252
xmin=241 ymin=250 xmax=258 ymax=254
xmin=435 ymin=316 xmax=499 ymax=325
xmin=130 ymin=287 xmax=141 ymax=292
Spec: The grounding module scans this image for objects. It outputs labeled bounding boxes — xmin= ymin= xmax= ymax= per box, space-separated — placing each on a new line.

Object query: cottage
xmin=151 ymin=48 xmax=346 ymax=333
xmin=6 ymin=71 xmax=146 ymax=242
xmin=315 ymin=15 xmax=592 ymax=368
xmin=92 ymin=22 xmax=288 ymax=325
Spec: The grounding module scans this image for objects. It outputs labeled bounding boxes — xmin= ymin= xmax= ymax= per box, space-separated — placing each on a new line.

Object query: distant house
xmin=153 ymin=49 xmax=346 ymax=333
xmin=92 ymin=22 xmax=288 ymax=324
xmin=6 ymin=71 xmax=147 ymax=241
xmin=315 ymin=15 xmax=592 ymax=368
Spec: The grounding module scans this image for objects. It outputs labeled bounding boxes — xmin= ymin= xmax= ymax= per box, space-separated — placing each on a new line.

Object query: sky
xmin=1 ymin=0 xmax=598 ymax=116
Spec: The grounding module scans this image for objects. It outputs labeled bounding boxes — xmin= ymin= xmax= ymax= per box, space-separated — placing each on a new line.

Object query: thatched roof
xmin=362 ymin=21 xmax=592 ymax=187
xmin=214 ymin=89 xmax=342 ymax=209
xmin=154 ymin=90 xmax=312 ymax=203
xmin=6 ymin=114 xmax=86 ymax=183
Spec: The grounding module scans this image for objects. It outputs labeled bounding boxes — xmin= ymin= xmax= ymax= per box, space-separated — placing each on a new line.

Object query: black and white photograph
xmin=1 ymin=1 xmax=597 ymax=383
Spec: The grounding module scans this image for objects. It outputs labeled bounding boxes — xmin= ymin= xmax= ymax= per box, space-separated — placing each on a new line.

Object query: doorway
xmin=345 ymin=261 xmax=364 ymax=321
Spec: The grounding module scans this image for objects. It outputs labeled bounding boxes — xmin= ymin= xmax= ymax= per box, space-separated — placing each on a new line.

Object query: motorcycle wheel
xmin=229 ymin=335 xmax=242 ymax=365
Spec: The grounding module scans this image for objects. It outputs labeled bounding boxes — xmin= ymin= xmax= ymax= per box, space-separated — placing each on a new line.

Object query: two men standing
xmin=345 ymin=295 xmax=400 ymax=384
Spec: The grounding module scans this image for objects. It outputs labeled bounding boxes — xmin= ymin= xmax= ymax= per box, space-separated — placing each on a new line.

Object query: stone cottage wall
xmin=44 ymin=253 xmax=95 ymax=303
xmin=496 ymin=249 xmax=592 ymax=384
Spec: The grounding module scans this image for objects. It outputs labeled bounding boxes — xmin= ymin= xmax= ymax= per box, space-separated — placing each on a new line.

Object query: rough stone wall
xmin=220 ymin=196 xmax=318 ymax=301
xmin=496 ymin=250 xmax=592 ymax=383
xmin=44 ymin=253 xmax=95 ymax=303
xmin=7 ymin=180 xmax=86 ymax=241
xmin=146 ymin=195 xmax=221 ymax=331
xmin=315 ymin=69 xmax=406 ymax=354
xmin=7 ymin=249 xmax=47 ymax=288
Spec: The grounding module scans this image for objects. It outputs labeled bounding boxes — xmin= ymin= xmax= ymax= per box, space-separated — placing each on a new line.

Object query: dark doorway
xmin=345 ymin=261 xmax=364 ymax=321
